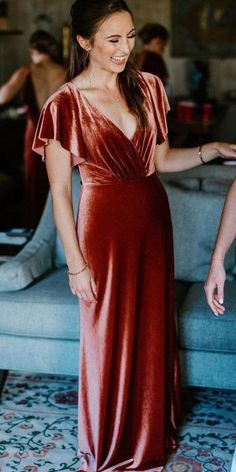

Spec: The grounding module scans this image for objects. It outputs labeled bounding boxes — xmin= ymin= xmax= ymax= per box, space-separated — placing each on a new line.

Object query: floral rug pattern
xmin=0 ymin=372 xmax=235 ymax=471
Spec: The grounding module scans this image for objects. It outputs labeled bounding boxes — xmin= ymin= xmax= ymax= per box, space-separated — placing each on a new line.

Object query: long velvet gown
xmin=33 ymin=72 xmax=181 ymax=471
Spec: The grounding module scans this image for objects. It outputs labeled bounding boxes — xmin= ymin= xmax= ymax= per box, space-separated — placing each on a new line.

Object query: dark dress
xmin=23 ymin=74 xmax=49 ymax=228
xmin=135 ymin=51 xmax=169 ymax=86
xmin=33 ymin=72 xmax=181 ymax=471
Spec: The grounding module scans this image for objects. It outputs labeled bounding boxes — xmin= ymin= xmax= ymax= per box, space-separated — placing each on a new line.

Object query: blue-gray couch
xmin=0 ymin=165 xmax=236 ymax=389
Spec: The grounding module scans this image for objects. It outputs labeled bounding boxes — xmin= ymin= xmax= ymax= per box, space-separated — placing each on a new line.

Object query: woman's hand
xmin=215 ymin=142 xmax=236 ymax=160
xmin=204 ymin=259 xmax=226 ymax=316
xmin=69 ymin=267 xmax=97 ymax=303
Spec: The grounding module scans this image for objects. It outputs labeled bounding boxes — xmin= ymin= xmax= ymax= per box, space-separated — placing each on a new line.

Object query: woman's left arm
xmin=204 ymin=177 xmax=236 ymax=316
xmin=155 ymin=140 xmax=236 ymax=173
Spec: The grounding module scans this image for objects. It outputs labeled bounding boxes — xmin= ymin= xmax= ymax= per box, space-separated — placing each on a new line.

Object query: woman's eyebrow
xmin=105 ymin=28 xmax=136 ymax=39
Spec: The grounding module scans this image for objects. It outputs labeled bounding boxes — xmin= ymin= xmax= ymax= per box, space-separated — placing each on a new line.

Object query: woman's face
xmin=81 ymin=11 xmax=136 ymax=73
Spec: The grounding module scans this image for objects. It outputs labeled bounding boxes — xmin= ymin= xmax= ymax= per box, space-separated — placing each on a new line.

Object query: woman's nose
xmin=119 ymin=38 xmax=130 ymax=53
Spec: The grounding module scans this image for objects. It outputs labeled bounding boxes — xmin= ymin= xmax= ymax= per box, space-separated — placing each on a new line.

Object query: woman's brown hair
xmin=29 ymin=30 xmax=63 ymax=65
xmin=68 ymin=0 xmax=147 ymax=128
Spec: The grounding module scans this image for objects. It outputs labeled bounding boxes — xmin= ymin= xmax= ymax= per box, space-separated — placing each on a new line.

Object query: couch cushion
xmin=0 ymin=268 xmax=80 ymax=341
xmin=201 ymin=178 xmax=232 ymax=195
xmin=164 ymin=183 xmax=236 ymax=282
xmin=160 ymin=177 xmax=200 ymax=191
xmin=160 ymin=164 xmax=236 ymax=182
xmin=174 ymin=280 xmax=190 ymax=312
xmin=178 ymin=281 xmax=236 ymax=353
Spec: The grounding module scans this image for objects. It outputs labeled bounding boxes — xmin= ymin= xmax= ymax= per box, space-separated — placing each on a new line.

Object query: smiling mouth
xmin=111 ymin=55 xmax=127 ymax=64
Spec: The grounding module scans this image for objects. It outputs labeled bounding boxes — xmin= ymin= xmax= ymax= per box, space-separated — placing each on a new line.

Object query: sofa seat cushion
xmin=174 ymin=280 xmax=190 ymax=312
xmin=178 ymin=281 xmax=236 ymax=353
xmin=0 ymin=268 xmax=80 ymax=341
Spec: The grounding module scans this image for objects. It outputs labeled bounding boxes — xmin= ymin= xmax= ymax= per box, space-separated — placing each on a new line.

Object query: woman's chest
xmin=82 ymin=92 xmax=137 ymax=142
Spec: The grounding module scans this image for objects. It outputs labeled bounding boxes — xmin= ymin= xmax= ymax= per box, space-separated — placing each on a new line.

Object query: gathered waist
xmin=82 ymin=173 xmax=158 ymax=189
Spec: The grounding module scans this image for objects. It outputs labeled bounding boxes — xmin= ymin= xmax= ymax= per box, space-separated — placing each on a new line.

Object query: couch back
xmin=160 ymin=165 xmax=236 ymax=281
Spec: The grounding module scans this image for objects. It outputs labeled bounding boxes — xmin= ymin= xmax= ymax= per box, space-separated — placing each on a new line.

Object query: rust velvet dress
xmin=33 ymin=72 xmax=181 ymax=471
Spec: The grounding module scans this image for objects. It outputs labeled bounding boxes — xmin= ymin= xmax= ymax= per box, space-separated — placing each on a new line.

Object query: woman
xmin=33 ymin=1 xmax=236 ymax=470
xmin=204 ymin=177 xmax=236 ymax=315
xmin=0 ymin=30 xmax=66 ymax=228
xmin=135 ymin=23 xmax=169 ymax=85
xmin=204 ymin=178 xmax=236 ymax=472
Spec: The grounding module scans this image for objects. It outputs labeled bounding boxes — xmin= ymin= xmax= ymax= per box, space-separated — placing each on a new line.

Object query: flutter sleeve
xmin=32 ymin=87 xmax=86 ymax=167
xmin=142 ymin=72 xmax=170 ymax=145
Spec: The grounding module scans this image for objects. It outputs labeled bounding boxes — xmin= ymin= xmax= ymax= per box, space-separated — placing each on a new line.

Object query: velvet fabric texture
xmin=33 ymin=72 xmax=181 ymax=471
xmin=23 ymin=74 xmax=49 ymax=228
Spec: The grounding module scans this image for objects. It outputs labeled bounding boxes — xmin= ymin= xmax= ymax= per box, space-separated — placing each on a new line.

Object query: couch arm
xmin=0 ymin=194 xmax=56 ymax=291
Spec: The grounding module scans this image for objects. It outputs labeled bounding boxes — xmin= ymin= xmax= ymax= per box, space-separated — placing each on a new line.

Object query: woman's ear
xmin=76 ymin=34 xmax=91 ymax=52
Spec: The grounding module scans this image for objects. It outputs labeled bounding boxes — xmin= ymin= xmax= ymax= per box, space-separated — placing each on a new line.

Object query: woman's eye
xmin=109 ymin=34 xmax=135 ymax=44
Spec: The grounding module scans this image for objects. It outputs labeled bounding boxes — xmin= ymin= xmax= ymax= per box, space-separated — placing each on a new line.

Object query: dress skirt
xmin=77 ymin=173 xmax=181 ymax=472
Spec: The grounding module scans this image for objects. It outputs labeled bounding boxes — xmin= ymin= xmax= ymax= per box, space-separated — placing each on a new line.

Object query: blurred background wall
xmin=1 ymin=0 xmax=236 ymax=100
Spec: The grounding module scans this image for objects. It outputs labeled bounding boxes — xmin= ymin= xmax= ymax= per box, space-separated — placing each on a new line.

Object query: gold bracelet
xmin=67 ymin=263 xmax=88 ymax=276
xmin=198 ymin=145 xmax=206 ymax=164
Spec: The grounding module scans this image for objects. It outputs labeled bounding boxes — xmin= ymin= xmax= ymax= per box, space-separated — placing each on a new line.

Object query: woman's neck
xmin=84 ymin=65 xmax=119 ymax=92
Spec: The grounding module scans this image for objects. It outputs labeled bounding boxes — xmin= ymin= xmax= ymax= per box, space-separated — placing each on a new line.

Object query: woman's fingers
xmin=68 ymin=268 xmax=97 ymax=303
xmin=204 ymin=261 xmax=226 ymax=316
xmin=212 ymin=297 xmax=225 ymax=315
xmin=208 ymin=299 xmax=220 ymax=317
xmin=70 ymin=285 xmax=97 ymax=302
xmin=218 ymin=142 xmax=236 ymax=159
xmin=204 ymin=282 xmax=221 ymax=316
xmin=205 ymin=289 xmax=225 ymax=316
xmin=216 ymin=282 xmax=224 ymax=306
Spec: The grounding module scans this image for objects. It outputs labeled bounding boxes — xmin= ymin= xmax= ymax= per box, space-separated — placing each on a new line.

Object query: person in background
xmin=135 ymin=22 xmax=169 ymax=85
xmin=204 ymin=177 xmax=236 ymax=315
xmin=204 ymin=177 xmax=236 ymax=472
xmin=0 ymin=30 xmax=66 ymax=228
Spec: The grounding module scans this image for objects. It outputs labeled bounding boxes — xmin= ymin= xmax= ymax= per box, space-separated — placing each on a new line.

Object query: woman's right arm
xmin=45 ymin=140 xmax=97 ymax=303
xmin=0 ymin=67 xmax=30 ymax=105
xmin=204 ymin=177 xmax=236 ymax=315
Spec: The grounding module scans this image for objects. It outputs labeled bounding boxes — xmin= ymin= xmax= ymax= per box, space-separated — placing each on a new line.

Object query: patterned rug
xmin=0 ymin=371 xmax=235 ymax=472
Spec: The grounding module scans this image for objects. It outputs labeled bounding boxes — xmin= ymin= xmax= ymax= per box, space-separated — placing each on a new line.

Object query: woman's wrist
xmin=211 ymin=252 xmax=225 ymax=263
xmin=66 ymin=256 xmax=87 ymax=274
xmin=67 ymin=262 xmax=88 ymax=276
xmin=199 ymin=142 xmax=219 ymax=163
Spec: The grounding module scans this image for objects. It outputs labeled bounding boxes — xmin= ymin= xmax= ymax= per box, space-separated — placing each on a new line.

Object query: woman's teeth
xmin=111 ymin=56 xmax=126 ymax=64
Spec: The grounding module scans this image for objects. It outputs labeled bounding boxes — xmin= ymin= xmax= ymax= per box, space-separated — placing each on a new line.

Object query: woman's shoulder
xmin=139 ymin=71 xmax=164 ymax=90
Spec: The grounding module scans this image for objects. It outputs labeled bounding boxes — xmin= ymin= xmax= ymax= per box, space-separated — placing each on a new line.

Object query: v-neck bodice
xmin=68 ymin=81 xmax=138 ymax=144
xmin=33 ymin=72 xmax=170 ymax=185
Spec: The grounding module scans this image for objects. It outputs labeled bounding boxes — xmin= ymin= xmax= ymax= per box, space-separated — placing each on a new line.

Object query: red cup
xmin=202 ymin=103 xmax=213 ymax=122
xmin=177 ymin=101 xmax=196 ymax=122
xmin=184 ymin=103 xmax=195 ymax=122
xmin=176 ymin=103 xmax=185 ymax=121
